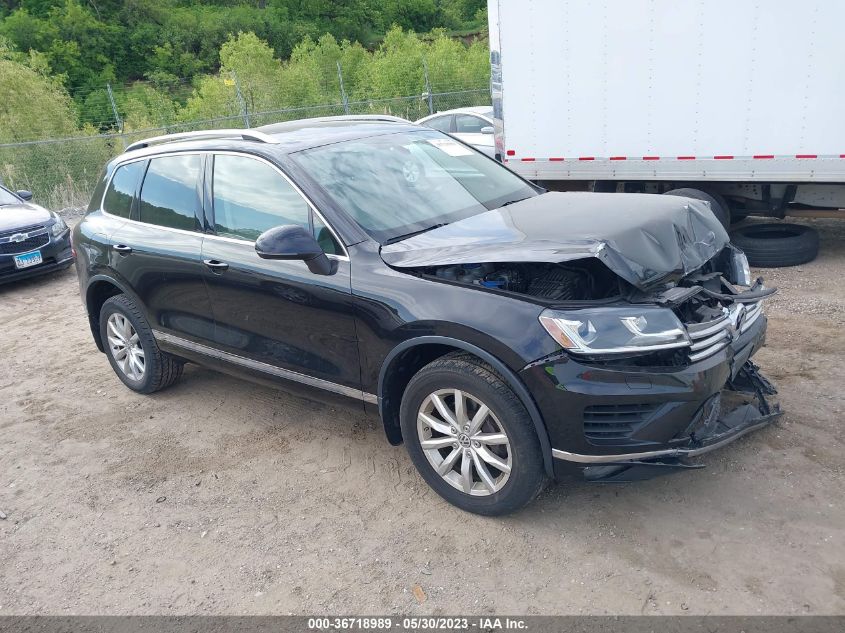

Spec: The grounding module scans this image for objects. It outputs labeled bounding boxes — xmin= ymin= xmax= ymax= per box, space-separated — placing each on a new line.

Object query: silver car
xmin=416 ymin=106 xmax=495 ymax=158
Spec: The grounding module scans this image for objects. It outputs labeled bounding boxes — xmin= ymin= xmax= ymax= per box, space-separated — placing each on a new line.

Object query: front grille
xmin=685 ymin=301 xmax=763 ymax=363
xmin=584 ymin=403 xmax=659 ymax=441
xmin=0 ymin=224 xmax=43 ymax=239
xmin=0 ymin=232 xmax=49 ymax=254
xmin=741 ymin=302 xmax=763 ymax=333
xmin=686 ymin=315 xmax=732 ymax=362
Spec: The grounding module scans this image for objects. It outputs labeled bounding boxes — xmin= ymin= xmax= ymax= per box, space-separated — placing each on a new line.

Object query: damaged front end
xmin=529 ymin=263 xmax=782 ymax=482
xmin=398 ymin=246 xmax=783 ymax=482
xmin=382 ymin=192 xmax=782 ymax=481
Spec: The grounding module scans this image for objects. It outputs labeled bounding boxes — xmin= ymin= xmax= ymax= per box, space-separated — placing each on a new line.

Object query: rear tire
xmin=99 ymin=294 xmax=184 ymax=394
xmin=664 ymin=187 xmax=731 ymax=231
xmin=400 ymin=353 xmax=547 ymax=515
xmin=730 ymin=222 xmax=819 ymax=267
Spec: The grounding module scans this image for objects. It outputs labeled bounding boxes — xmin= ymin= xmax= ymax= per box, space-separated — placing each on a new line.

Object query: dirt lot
xmin=1 ymin=217 xmax=844 ymax=616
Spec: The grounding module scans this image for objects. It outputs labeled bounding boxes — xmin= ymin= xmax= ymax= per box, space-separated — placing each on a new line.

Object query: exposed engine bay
xmin=384 ymin=191 xmax=775 ymax=369
xmin=411 ymin=244 xmax=774 ymax=310
xmin=409 ymin=244 xmax=777 ymax=373
xmin=420 ymin=258 xmax=620 ymax=301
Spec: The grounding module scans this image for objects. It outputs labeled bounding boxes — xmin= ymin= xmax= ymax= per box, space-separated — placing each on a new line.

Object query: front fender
xmin=377 ymin=335 xmax=555 ymax=477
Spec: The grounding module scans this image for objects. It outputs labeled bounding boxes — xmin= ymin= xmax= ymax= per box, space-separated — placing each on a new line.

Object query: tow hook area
xmin=583 ymin=360 xmax=781 ymax=483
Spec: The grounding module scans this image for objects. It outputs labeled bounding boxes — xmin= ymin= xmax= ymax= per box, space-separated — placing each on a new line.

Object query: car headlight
xmin=539 ymin=306 xmax=690 ymax=355
xmin=730 ymin=247 xmax=752 ymax=286
xmin=51 ymin=214 xmax=68 ymax=237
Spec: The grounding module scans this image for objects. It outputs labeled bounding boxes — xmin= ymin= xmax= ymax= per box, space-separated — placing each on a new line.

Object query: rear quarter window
xmin=88 ymin=168 xmax=109 ymax=213
xmin=102 ymin=162 xmax=145 ymax=218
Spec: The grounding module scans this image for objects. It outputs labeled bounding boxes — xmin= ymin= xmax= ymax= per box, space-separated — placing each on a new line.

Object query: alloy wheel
xmin=417 ymin=388 xmax=512 ymax=496
xmin=106 ymin=313 xmax=145 ymax=381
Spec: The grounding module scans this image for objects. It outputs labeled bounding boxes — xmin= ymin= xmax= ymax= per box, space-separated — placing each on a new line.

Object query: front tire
xmin=400 ymin=353 xmax=547 ymax=515
xmin=99 ymin=294 xmax=183 ymax=394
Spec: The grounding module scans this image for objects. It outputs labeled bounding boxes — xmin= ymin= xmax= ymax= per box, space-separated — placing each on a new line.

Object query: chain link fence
xmin=0 ymin=66 xmax=490 ymax=211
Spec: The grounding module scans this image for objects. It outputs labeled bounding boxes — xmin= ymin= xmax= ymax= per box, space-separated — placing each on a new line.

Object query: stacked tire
xmin=730 ymin=223 xmax=820 ymax=267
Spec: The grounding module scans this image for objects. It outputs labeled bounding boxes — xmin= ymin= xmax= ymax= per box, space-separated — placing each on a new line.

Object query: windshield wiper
xmin=383 ymin=223 xmax=449 ymax=245
xmin=500 ymin=197 xmax=532 ymax=208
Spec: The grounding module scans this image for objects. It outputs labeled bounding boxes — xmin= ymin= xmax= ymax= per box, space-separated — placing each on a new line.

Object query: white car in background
xmin=416 ymin=106 xmax=495 ymax=158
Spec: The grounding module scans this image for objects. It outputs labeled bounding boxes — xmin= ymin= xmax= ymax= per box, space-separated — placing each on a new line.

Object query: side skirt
xmin=152 ymin=330 xmax=378 ymax=405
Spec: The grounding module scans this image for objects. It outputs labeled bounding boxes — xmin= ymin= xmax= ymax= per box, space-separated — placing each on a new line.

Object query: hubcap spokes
xmin=107 ymin=313 xmax=145 ymax=381
xmin=417 ymin=389 xmax=512 ymax=496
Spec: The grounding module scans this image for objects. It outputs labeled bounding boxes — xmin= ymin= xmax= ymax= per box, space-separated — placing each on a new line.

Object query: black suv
xmin=74 ymin=117 xmax=780 ymax=515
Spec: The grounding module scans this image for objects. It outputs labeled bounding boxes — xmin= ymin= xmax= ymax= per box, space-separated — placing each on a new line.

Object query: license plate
xmin=13 ymin=250 xmax=42 ymax=269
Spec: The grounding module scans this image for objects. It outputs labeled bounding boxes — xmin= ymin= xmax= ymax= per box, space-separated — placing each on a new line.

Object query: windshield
xmin=292 ymin=130 xmax=536 ymax=243
xmin=0 ymin=186 xmax=21 ymax=206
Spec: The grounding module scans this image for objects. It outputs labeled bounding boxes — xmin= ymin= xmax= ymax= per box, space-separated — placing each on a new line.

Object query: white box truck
xmin=487 ymin=0 xmax=845 ymax=227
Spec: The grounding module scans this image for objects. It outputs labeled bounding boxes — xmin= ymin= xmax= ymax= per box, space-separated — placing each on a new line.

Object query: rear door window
xmin=424 ymin=115 xmax=454 ymax=133
xmin=103 ymin=161 xmax=145 ymax=218
xmin=138 ymin=154 xmax=202 ymax=231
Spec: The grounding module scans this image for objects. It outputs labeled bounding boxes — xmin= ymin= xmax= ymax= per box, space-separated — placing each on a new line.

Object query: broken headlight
xmin=730 ymin=247 xmax=752 ymax=286
xmin=539 ymin=306 xmax=690 ymax=355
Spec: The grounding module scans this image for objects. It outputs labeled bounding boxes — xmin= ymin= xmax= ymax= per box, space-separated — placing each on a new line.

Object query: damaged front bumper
xmin=520 ymin=311 xmax=782 ymax=481
xmin=564 ymin=378 xmax=783 ymax=482
xmin=553 ymin=361 xmax=780 ymax=466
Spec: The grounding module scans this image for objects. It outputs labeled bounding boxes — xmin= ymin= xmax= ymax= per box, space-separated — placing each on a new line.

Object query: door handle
xmin=113 ymin=244 xmax=132 ymax=254
xmin=204 ymin=259 xmax=229 ymax=272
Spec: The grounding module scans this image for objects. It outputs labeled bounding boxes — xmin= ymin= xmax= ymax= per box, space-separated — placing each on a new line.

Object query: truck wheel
xmin=730 ymin=223 xmax=819 ymax=267
xmin=730 ymin=209 xmax=750 ymax=224
xmin=400 ymin=353 xmax=547 ymax=516
xmin=664 ymin=188 xmax=731 ymax=231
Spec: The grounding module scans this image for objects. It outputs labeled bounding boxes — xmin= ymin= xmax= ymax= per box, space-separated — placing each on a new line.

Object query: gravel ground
xmin=0 ymin=216 xmax=843 ymax=615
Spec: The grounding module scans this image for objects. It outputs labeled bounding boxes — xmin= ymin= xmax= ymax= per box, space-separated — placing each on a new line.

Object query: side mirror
xmin=255 ymin=224 xmax=335 ymax=276
xmin=16 ymin=190 xmax=33 ymax=201
xmin=480 ymin=126 xmax=494 ymax=135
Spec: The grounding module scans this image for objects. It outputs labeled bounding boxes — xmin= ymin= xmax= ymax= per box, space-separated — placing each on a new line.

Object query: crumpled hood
xmin=0 ymin=202 xmax=52 ymax=233
xmin=380 ymin=192 xmax=729 ymax=290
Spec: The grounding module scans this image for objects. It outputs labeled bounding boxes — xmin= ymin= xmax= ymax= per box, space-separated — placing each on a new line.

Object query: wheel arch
xmin=377 ymin=336 xmax=554 ymax=477
xmin=84 ymin=274 xmax=134 ymax=352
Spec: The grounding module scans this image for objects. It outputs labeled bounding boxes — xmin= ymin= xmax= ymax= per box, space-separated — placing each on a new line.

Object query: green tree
xmin=0 ymin=44 xmax=77 ymax=141
xmin=426 ymin=29 xmax=489 ymax=91
xmin=380 ymin=0 xmax=438 ymax=32
xmin=219 ymin=31 xmax=284 ymax=112
xmin=1 ymin=0 xmax=489 ymax=98
xmin=357 ymin=26 xmax=427 ymax=99
xmin=0 ymin=43 xmax=111 ymax=206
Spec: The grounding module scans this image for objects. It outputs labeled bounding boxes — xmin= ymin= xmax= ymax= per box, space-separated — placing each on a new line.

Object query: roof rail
xmin=125 ymin=129 xmax=279 ymax=153
xmin=255 ymin=115 xmax=411 ymax=135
